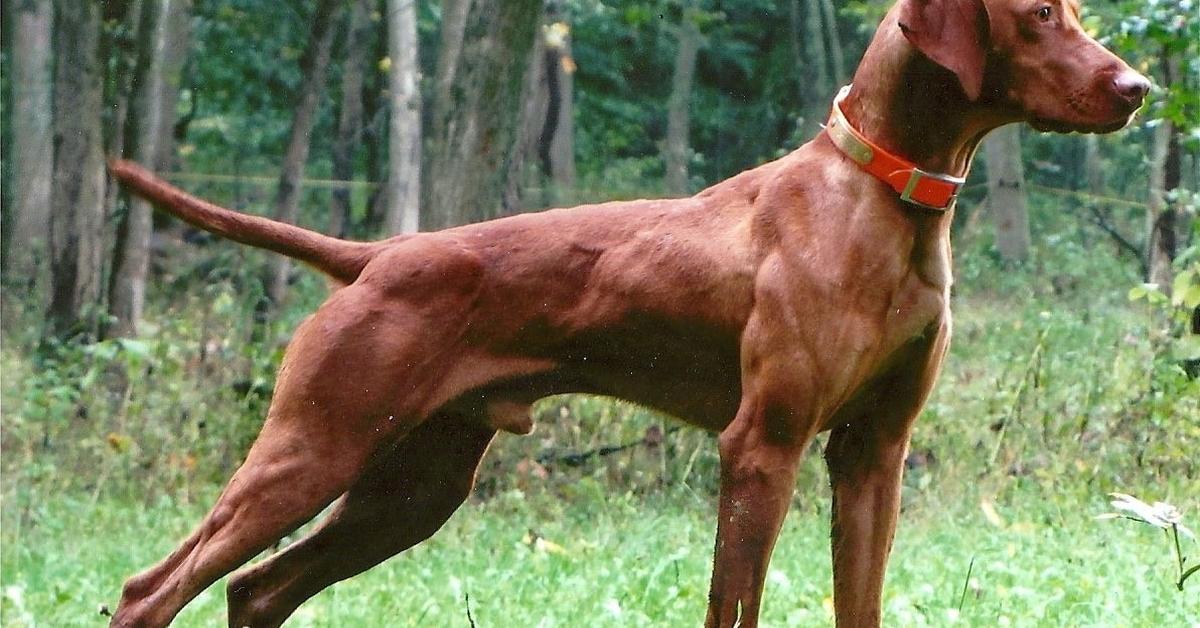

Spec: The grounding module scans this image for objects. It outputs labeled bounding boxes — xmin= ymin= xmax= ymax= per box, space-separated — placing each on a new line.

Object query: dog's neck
xmin=841 ymin=15 xmax=1001 ymax=179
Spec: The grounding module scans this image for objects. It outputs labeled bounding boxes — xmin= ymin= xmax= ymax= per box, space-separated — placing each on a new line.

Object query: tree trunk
xmin=803 ymin=0 xmax=830 ymax=98
xmin=545 ymin=18 xmax=576 ymax=199
xmin=423 ymin=0 xmax=544 ymax=229
xmin=111 ymin=0 xmax=183 ymax=336
xmin=434 ymin=0 xmax=472 ymax=111
xmin=330 ymin=0 xmax=370 ymax=238
xmin=101 ymin=0 xmax=144 ymax=224
xmin=787 ymin=0 xmax=805 ymax=103
xmin=385 ymin=0 xmax=422 ymax=235
xmin=1147 ymin=54 xmax=1181 ymax=292
xmin=1147 ymin=118 xmax=1178 ymax=288
xmin=818 ymin=0 xmax=846 ymax=85
xmin=268 ymin=0 xmax=342 ymax=304
xmin=665 ymin=8 xmax=701 ymax=196
xmin=8 ymin=0 xmax=54 ymax=287
xmin=505 ymin=16 xmax=550 ymax=211
xmin=359 ymin=30 xmax=388 ymax=237
xmin=154 ymin=0 xmax=193 ymax=173
xmin=48 ymin=0 xmax=108 ymax=338
xmin=983 ymin=124 xmax=1031 ymax=262
xmin=1083 ymin=134 xmax=1103 ymax=194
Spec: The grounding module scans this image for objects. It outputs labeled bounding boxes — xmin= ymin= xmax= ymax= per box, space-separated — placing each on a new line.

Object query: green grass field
xmin=3 ymin=198 xmax=1197 ymax=626
xmin=2 ymin=479 xmax=1197 ymax=626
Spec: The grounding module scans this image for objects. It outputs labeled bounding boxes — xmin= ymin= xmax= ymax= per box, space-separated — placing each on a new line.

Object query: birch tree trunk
xmin=268 ymin=0 xmax=342 ymax=304
xmin=983 ymin=124 xmax=1031 ymax=262
xmin=8 ymin=0 xmax=54 ymax=287
xmin=111 ymin=0 xmax=181 ymax=336
xmin=665 ymin=9 xmax=701 ymax=196
xmin=385 ymin=0 xmax=422 ymax=235
xmin=331 ymin=0 xmax=370 ymax=238
xmin=48 ymin=0 xmax=108 ymax=338
xmin=423 ymin=0 xmax=544 ymax=229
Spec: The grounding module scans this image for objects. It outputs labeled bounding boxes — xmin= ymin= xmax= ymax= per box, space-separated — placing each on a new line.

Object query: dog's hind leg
xmin=108 ymin=284 xmax=466 ymax=628
xmin=225 ymin=411 xmax=496 ymax=627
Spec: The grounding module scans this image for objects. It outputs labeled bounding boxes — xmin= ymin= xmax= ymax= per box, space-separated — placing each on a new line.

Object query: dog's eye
xmin=1036 ymin=5 xmax=1053 ymax=21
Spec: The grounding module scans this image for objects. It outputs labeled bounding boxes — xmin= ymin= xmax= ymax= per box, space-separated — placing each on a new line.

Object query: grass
xmin=2 ymin=192 xmax=1197 ymax=625
xmin=2 ymin=479 xmax=1197 ymax=626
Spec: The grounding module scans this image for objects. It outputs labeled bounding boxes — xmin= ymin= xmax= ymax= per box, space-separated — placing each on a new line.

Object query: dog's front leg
xmin=823 ymin=326 xmax=949 ymax=627
xmin=823 ymin=421 xmax=911 ymax=628
xmin=704 ymin=392 xmax=813 ymax=628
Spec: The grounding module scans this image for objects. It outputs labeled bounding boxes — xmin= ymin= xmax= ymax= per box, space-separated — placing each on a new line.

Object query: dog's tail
xmin=109 ymin=159 xmax=382 ymax=284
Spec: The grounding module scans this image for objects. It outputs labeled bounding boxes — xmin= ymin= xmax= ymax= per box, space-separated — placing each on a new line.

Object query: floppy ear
xmin=897 ymin=0 xmax=990 ymax=100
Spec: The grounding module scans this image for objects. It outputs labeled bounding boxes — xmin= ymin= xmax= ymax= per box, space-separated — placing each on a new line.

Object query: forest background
xmin=1 ymin=0 xmax=1198 ymax=624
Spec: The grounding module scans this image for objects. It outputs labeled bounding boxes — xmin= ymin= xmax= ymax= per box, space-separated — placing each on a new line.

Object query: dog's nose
xmin=1113 ymin=71 xmax=1151 ymax=104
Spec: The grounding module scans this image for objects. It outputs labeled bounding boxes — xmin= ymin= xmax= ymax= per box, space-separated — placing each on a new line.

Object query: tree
xmin=1114 ymin=0 xmax=1198 ymax=293
xmin=545 ymin=19 xmax=577 ymax=197
xmin=423 ymin=0 xmax=545 ymax=229
xmin=506 ymin=8 xmax=576 ymax=210
xmin=154 ymin=0 xmax=193 ymax=173
xmin=111 ymin=0 xmax=190 ymax=336
xmin=665 ymin=5 xmax=702 ymax=196
xmin=7 ymin=0 xmax=54 ymax=287
xmin=802 ymin=0 xmax=830 ymax=105
xmin=535 ymin=11 xmax=578 ymax=203
xmin=268 ymin=0 xmax=343 ymax=304
xmin=983 ymin=125 xmax=1031 ymax=262
xmin=48 ymin=0 xmax=108 ymax=338
xmin=100 ymin=2 xmax=145 ymax=225
xmin=385 ymin=0 xmax=421 ymax=235
xmin=819 ymin=0 xmax=846 ymax=85
xmin=504 ymin=18 xmax=549 ymax=212
xmin=330 ymin=0 xmax=371 ymax=238
xmin=1147 ymin=56 xmax=1182 ymax=290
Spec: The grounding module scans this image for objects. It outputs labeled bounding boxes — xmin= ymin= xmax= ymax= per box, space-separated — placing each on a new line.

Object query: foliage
xmin=1 ymin=252 xmax=328 ymax=501
xmin=565 ymin=0 xmax=870 ymax=193
xmin=1111 ymin=0 xmax=1200 ymax=149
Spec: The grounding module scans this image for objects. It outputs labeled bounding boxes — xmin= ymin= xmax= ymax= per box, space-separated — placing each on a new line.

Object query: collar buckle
xmin=899 ymin=168 xmax=965 ymax=211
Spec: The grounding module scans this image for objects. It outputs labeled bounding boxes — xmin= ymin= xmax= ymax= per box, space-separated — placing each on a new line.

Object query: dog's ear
xmin=897 ymin=0 xmax=990 ymax=100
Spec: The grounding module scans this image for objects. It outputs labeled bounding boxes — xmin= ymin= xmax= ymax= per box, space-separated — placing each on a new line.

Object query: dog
xmin=106 ymin=0 xmax=1147 ymax=625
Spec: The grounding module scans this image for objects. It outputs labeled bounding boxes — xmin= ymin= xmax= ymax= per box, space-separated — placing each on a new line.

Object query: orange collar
xmin=825 ymin=85 xmax=964 ymax=211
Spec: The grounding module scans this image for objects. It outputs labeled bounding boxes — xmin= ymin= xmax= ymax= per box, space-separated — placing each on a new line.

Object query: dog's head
xmin=897 ymin=0 xmax=1150 ymax=133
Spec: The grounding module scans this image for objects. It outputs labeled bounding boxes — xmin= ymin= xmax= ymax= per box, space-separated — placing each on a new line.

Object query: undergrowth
xmin=1 ymin=191 xmax=1196 ymax=624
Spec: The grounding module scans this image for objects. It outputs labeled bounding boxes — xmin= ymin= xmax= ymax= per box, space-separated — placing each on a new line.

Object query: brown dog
xmin=107 ymin=0 xmax=1146 ymax=625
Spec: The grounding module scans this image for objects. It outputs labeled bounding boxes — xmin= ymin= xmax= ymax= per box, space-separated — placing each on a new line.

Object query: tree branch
xmin=1083 ymin=202 xmax=1148 ymax=277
